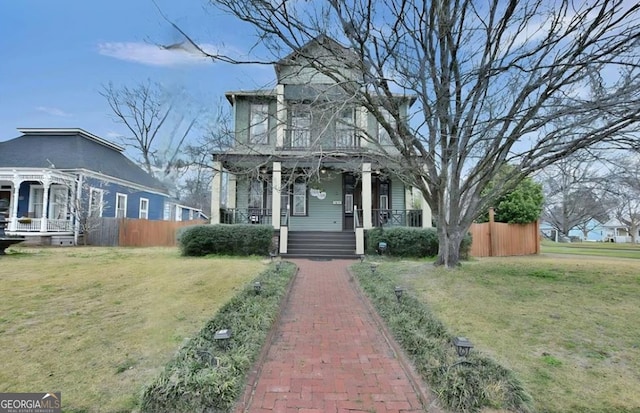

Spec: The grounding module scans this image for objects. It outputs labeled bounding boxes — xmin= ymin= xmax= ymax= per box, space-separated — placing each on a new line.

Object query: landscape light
xmin=253 ymin=281 xmax=262 ymax=294
xmin=394 ymin=286 xmax=404 ymax=302
xmin=453 ymin=336 xmax=474 ymax=357
xmin=214 ymin=329 xmax=232 ymax=349
xmin=370 ymin=263 xmax=377 ymax=275
xmin=360 ymin=255 xmax=365 ymax=263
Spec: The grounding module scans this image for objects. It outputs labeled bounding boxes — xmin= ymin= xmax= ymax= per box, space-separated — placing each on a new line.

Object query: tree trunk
xmin=435 ymin=224 xmax=466 ymax=268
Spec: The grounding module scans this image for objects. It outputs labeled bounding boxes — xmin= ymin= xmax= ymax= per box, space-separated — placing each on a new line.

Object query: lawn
xmin=391 ymin=254 xmax=640 ymax=413
xmin=0 ymin=246 xmax=265 ymax=412
xmin=541 ymin=239 xmax=640 ymax=259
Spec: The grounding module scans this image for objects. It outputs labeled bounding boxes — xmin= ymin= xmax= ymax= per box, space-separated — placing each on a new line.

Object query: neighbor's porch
xmin=0 ymin=168 xmax=77 ymax=236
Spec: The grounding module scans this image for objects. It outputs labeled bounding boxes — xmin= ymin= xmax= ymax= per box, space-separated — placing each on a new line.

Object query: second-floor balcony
xmin=284 ymin=128 xmax=360 ymax=150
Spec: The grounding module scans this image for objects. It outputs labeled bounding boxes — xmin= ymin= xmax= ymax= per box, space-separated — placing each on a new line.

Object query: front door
xmin=343 ymin=174 xmax=362 ymax=230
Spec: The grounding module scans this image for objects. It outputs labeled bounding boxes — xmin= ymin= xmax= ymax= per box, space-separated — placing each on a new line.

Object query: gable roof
xmin=0 ymin=128 xmax=168 ymax=193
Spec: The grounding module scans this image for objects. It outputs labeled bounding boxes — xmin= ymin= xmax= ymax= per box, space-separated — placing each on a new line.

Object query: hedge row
xmin=179 ymin=224 xmax=273 ymax=256
xmin=353 ymin=264 xmax=532 ymax=412
xmin=365 ymin=227 xmax=472 ymax=258
xmin=140 ymin=262 xmax=296 ymax=412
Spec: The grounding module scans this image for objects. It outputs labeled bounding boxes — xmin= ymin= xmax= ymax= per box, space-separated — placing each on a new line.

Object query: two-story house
xmin=210 ymin=36 xmax=432 ymax=258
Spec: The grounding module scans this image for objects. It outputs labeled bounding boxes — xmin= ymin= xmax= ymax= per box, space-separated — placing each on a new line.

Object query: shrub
xmin=179 ymin=224 xmax=273 ymax=256
xmin=140 ymin=262 xmax=296 ymax=412
xmin=353 ymin=264 xmax=532 ymax=412
xmin=365 ymin=227 xmax=471 ymax=259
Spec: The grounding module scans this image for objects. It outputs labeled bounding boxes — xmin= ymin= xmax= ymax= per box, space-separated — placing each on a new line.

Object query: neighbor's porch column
xmin=40 ymin=175 xmax=51 ymax=232
xmin=211 ymin=160 xmax=222 ymax=224
xmin=276 ymin=84 xmax=286 ymax=148
xmin=9 ymin=176 xmax=22 ymax=231
xmin=362 ymin=162 xmax=372 ymax=229
xmin=271 ymin=161 xmax=282 ymax=229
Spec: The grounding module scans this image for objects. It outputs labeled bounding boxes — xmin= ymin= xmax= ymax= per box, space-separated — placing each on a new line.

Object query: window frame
xmin=88 ymin=187 xmax=104 ymax=218
xmin=249 ymin=103 xmax=270 ymax=145
xmin=139 ymin=198 xmax=149 ymax=220
xmin=115 ymin=193 xmax=128 ymax=219
xmin=29 ymin=185 xmax=45 ymax=218
xmin=292 ymin=179 xmax=307 ymax=216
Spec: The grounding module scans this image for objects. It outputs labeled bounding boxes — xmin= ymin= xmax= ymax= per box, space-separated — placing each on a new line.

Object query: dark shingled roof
xmin=0 ymin=129 xmax=168 ymax=193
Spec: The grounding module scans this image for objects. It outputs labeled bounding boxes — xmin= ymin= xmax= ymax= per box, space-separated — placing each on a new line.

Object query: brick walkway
xmin=236 ymin=258 xmax=441 ymax=413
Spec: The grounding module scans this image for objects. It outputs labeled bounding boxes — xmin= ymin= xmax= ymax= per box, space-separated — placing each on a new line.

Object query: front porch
xmin=210 ymin=160 xmax=432 ymax=256
xmin=0 ymin=168 xmax=77 ymax=237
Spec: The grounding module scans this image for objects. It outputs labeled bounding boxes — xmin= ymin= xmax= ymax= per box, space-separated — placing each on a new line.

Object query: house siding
xmin=289 ymin=174 xmax=343 ymax=231
xmin=83 ymin=177 xmax=166 ymax=220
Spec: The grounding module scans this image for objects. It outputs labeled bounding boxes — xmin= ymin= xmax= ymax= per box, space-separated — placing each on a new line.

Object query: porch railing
xmin=13 ymin=218 xmax=73 ymax=232
xmin=372 ymin=209 xmax=423 ymax=228
xmin=220 ymin=208 xmax=289 ymax=226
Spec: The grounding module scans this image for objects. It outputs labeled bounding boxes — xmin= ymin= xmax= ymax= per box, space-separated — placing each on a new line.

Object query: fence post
xmin=489 ymin=207 xmax=496 ymax=257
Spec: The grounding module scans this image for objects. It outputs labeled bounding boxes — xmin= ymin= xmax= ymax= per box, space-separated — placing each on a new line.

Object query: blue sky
xmin=0 ymin=0 xmax=276 ymax=143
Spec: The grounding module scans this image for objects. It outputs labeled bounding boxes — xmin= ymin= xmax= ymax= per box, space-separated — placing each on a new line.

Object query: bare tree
xmin=175 ymin=0 xmax=640 ymax=266
xmin=605 ymin=156 xmax=640 ymax=242
xmin=101 ymin=80 xmax=198 ymax=178
xmin=540 ymin=153 xmax=611 ymax=239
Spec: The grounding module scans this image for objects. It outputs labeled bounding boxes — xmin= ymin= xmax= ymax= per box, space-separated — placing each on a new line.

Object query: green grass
xmin=390 ymin=255 xmax=640 ymax=413
xmin=0 ymin=246 xmax=266 ymax=412
xmin=541 ymin=239 xmax=640 ymax=259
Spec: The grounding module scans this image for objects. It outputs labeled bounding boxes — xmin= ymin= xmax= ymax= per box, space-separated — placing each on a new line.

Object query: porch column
xmin=362 ymin=163 xmax=372 ymax=229
xmin=40 ymin=176 xmax=51 ymax=232
xmin=421 ymin=193 xmax=432 ymax=228
xmin=227 ymin=174 xmax=237 ymax=209
xmin=9 ymin=177 xmax=21 ymax=231
xmin=271 ymin=162 xmax=282 ymax=229
xmin=211 ymin=160 xmax=222 ymax=224
xmin=276 ymin=84 xmax=286 ymax=148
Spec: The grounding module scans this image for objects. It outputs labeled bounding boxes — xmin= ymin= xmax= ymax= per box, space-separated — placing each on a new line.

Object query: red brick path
xmin=237 ymin=259 xmax=441 ymax=413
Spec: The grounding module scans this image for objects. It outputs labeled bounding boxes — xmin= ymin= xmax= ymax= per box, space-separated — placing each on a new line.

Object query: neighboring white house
xmin=601 ymin=218 xmax=638 ymax=243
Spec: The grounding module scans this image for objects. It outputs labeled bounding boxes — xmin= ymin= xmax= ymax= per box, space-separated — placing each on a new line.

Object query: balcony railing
xmin=283 ymin=129 xmax=360 ymax=150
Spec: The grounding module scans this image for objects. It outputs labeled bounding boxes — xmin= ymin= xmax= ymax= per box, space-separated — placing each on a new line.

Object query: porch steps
xmin=284 ymin=231 xmax=358 ymax=259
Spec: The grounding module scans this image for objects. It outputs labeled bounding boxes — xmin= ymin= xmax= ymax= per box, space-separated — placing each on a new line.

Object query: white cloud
xmin=97 ymin=41 xmax=220 ymax=67
xmin=36 ymin=106 xmax=73 ymax=117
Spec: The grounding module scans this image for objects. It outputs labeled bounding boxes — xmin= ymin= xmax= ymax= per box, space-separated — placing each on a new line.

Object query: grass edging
xmin=140 ymin=261 xmax=297 ymax=412
xmin=352 ymin=262 xmax=533 ymax=413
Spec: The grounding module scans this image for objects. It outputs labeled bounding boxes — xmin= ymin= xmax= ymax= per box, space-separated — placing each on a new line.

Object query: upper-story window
xmin=289 ymin=104 xmax=311 ymax=148
xmin=249 ymin=103 xmax=269 ymax=144
xmin=377 ymin=109 xmax=396 ymax=145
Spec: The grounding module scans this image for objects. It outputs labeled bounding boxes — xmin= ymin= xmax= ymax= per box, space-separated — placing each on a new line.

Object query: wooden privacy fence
xmin=469 ymin=215 xmax=540 ymax=257
xmin=119 ymin=219 xmax=208 ymax=247
xmin=87 ymin=218 xmax=208 ymax=247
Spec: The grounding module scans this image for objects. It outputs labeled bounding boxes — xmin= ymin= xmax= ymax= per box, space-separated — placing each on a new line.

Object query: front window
xmin=49 ymin=186 xmax=68 ymax=220
xmin=293 ymin=180 xmax=307 ymax=216
xmin=139 ymin=198 xmax=149 ymax=219
xmin=249 ymin=103 xmax=269 ymax=144
xmin=116 ymin=193 xmax=127 ymax=218
xmin=248 ymin=179 xmax=264 ymax=210
xmin=28 ymin=186 xmax=44 ymax=218
xmin=89 ymin=188 xmax=104 ymax=217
